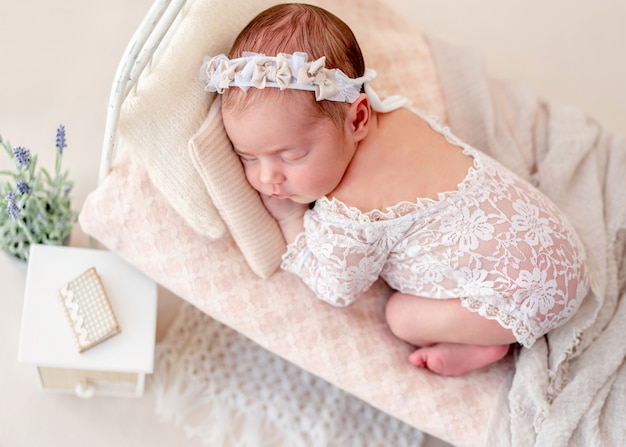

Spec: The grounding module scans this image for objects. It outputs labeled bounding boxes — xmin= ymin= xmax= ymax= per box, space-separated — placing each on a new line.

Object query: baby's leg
xmin=385 ymin=292 xmax=516 ymax=376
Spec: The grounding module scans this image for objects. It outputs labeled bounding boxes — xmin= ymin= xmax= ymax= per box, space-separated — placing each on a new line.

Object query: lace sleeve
xmin=281 ymin=211 xmax=390 ymax=307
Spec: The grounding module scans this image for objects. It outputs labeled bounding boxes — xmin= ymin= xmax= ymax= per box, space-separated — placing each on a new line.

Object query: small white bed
xmin=78 ymin=0 xmax=626 ymax=445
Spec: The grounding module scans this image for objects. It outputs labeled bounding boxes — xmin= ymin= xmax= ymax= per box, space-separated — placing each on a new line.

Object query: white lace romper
xmin=281 ymin=111 xmax=590 ymax=348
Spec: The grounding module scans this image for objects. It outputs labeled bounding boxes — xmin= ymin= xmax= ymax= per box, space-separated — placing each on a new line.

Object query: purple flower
xmin=16 ymin=179 xmax=31 ymax=195
xmin=13 ymin=146 xmax=31 ymax=167
xmin=6 ymin=202 xmax=20 ymax=220
xmin=55 ymin=124 xmax=67 ymax=154
xmin=5 ymin=191 xmax=20 ymax=220
xmin=5 ymin=190 xmax=18 ymax=203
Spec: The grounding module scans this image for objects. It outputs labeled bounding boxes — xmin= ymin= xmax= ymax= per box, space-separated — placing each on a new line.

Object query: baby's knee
xmin=385 ymin=293 xmax=416 ymax=342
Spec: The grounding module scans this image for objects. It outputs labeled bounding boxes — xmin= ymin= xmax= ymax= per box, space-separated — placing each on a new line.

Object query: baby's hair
xmin=222 ymin=3 xmax=366 ymax=129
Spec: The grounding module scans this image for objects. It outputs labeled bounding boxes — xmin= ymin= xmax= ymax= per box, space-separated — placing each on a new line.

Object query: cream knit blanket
xmin=430 ymin=37 xmax=626 ymax=446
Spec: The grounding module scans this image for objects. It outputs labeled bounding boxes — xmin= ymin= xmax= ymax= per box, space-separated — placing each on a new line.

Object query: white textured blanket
xmin=429 ymin=37 xmax=626 ymax=446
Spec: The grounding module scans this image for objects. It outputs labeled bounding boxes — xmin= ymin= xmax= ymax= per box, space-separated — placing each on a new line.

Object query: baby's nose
xmin=259 ymin=161 xmax=284 ymax=184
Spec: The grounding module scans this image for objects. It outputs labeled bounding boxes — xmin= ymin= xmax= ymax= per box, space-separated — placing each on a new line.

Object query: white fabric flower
xmin=296 ymin=56 xmax=340 ymax=101
xmin=511 ymin=200 xmax=554 ymax=246
xmin=251 ymin=54 xmax=293 ymax=89
xmin=440 ymin=207 xmax=495 ymax=251
xmin=514 ymin=267 xmax=559 ymax=316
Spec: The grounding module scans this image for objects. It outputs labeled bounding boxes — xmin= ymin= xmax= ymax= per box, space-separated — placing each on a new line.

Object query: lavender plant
xmin=0 ymin=125 xmax=77 ymax=261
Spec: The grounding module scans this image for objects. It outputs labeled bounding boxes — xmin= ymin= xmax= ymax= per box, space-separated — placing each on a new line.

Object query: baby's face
xmin=222 ymin=91 xmax=357 ymax=204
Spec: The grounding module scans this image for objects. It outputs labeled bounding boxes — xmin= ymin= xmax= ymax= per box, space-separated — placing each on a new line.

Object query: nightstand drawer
xmin=37 ymin=367 xmax=143 ymax=398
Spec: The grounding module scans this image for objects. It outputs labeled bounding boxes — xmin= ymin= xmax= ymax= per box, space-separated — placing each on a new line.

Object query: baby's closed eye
xmin=235 ymin=152 xmax=257 ymax=163
xmin=281 ymin=149 xmax=309 ymax=162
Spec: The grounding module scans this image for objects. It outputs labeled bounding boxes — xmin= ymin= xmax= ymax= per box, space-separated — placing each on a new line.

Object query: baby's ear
xmin=348 ymin=93 xmax=371 ymax=141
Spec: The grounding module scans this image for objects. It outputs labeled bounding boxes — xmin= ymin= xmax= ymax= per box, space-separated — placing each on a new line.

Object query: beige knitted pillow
xmin=189 ymin=0 xmax=447 ymax=277
xmin=188 ymin=98 xmax=287 ymax=278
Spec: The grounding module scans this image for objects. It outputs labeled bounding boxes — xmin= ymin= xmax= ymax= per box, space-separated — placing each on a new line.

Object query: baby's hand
xmin=261 ymin=194 xmax=308 ymax=243
xmin=260 ymin=194 xmax=308 ymax=221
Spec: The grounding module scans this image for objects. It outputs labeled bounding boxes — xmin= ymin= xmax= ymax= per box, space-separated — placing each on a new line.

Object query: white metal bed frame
xmin=99 ymin=0 xmax=187 ymax=185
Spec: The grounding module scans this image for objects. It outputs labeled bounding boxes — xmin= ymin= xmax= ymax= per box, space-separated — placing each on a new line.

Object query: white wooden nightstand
xmin=17 ymin=244 xmax=157 ymax=398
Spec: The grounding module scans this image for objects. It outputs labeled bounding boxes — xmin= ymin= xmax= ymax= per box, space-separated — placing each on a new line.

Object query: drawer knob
xmin=75 ymin=380 xmax=95 ymax=399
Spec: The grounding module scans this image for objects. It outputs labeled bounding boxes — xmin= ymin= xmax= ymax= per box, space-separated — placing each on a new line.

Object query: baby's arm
xmin=277 ymin=203 xmax=389 ymax=307
xmin=261 ymin=195 xmax=369 ymax=305
xmin=260 ymin=194 xmax=308 ymax=244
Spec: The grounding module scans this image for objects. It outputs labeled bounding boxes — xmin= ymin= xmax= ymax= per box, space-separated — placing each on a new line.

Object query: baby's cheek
xmin=243 ymin=167 xmax=261 ymax=191
xmin=308 ymin=169 xmax=343 ymax=196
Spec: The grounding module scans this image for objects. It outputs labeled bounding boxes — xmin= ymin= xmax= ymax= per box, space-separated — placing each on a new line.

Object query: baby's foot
xmin=408 ymin=343 xmax=509 ymax=377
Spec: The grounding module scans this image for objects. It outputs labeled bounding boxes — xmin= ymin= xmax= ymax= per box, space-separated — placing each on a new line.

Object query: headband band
xmin=200 ymin=51 xmax=377 ymax=103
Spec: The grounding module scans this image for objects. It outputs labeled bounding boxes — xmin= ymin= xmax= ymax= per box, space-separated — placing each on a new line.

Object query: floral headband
xmin=200 ymin=51 xmax=377 ymax=103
